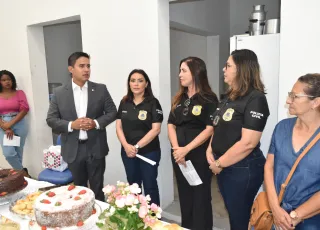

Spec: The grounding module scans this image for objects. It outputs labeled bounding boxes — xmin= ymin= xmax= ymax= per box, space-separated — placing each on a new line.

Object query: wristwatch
xmin=214 ymin=159 xmax=223 ymax=169
xmin=290 ymin=210 xmax=299 ymax=220
xmin=134 ymin=144 xmax=140 ymax=150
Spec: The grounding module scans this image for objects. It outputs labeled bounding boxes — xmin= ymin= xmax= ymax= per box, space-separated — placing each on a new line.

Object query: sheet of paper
xmin=178 ymin=160 xmax=203 ymax=186
xmin=3 ymin=135 xmax=20 ymax=147
xmin=136 ymin=154 xmax=156 ymax=166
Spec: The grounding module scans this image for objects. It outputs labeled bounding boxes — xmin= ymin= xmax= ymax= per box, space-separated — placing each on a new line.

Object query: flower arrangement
xmin=97 ymin=181 xmax=162 ymax=230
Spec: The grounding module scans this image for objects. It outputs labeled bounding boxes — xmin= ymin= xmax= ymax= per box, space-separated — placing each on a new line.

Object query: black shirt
xmin=211 ymin=89 xmax=270 ymax=156
xmin=116 ymin=97 xmax=163 ymax=154
xmin=168 ymin=93 xmax=218 ymax=149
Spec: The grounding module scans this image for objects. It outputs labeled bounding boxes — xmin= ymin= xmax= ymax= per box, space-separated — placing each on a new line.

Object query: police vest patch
xmin=138 ymin=110 xmax=147 ymax=120
xmin=222 ymin=108 xmax=234 ymax=121
xmin=192 ymin=105 xmax=202 ymax=116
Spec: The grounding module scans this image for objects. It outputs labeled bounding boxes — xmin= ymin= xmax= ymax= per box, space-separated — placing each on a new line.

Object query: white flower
xmin=146 ymin=195 xmax=151 ymax=201
xmin=156 ymin=212 xmax=162 ymax=219
xmin=129 ymin=183 xmax=141 ymax=194
xmin=115 ymin=197 xmax=126 ymax=208
xmin=102 ymin=185 xmax=116 ymax=195
xmin=105 ymin=212 xmax=112 ymax=217
xmin=131 ymin=205 xmax=139 ymax=213
xmin=109 ymin=206 xmax=116 ymax=215
xmin=125 ymin=194 xmax=135 ymax=206
xmin=117 ymin=181 xmax=126 ymax=187
xmin=134 ymin=198 xmax=139 ymax=205
xmin=105 ymin=207 xmax=115 ymax=217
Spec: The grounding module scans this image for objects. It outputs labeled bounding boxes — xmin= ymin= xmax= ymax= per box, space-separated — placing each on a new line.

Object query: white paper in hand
xmin=178 ymin=160 xmax=203 ymax=186
xmin=136 ymin=154 xmax=156 ymax=166
xmin=3 ymin=135 xmax=20 ymax=147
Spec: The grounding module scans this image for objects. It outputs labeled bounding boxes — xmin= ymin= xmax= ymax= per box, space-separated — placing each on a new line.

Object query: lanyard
xmin=213 ymin=98 xmax=229 ymax=127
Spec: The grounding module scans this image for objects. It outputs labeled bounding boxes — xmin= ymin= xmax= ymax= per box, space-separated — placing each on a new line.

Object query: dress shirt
xmin=68 ymin=80 xmax=100 ymax=140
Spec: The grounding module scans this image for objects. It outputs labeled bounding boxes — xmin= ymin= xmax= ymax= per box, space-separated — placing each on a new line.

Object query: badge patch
xmin=222 ymin=108 xmax=234 ymax=121
xmin=138 ymin=110 xmax=147 ymax=120
xmin=192 ymin=105 xmax=202 ymax=116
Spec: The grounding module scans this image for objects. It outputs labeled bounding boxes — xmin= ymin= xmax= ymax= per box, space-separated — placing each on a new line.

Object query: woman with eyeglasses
xmin=0 ymin=70 xmax=30 ymax=177
xmin=168 ymin=57 xmax=218 ymax=230
xmin=206 ymin=49 xmax=270 ymax=230
xmin=264 ymin=74 xmax=320 ymax=230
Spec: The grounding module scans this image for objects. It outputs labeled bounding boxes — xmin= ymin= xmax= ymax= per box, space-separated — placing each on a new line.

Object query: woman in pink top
xmin=0 ymin=70 xmax=30 ymax=176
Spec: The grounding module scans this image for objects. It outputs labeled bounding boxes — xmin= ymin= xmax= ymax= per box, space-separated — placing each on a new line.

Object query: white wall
xmin=169 ymin=0 xmax=281 ymax=96
xmin=170 ymin=1 xmax=208 ymax=32
xmin=278 ymin=0 xmax=320 ymax=120
xmin=44 ymin=22 xmax=83 ymax=85
xmin=230 ymin=0 xmax=280 ymax=36
xmin=170 ymin=29 xmax=207 ymax=97
xmin=0 ymin=0 xmax=173 ymax=208
xmin=169 ymin=0 xmax=229 ymax=97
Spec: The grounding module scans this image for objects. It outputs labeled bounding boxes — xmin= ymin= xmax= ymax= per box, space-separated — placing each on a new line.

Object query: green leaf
xmin=109 ymin=215 xmax=119 ymax=224
xmin=117 ymin=209 xmax=127 ymax=216
xmin=96 ymin=223 xmax=104 ymax=228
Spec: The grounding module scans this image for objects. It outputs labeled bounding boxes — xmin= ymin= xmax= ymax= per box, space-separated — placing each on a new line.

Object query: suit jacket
xmin=46 ymin=80 xmax=117 ymax=163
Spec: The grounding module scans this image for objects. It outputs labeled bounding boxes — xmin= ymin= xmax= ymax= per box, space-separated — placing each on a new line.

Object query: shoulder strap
xmin=278 ymin=131 xmax=320 ymax=203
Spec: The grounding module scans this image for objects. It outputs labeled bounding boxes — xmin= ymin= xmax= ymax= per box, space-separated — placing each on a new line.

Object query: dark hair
xmin=298 ymin=73 xmax=320 ymax=98
xmin=122 ymin=69 xmax=154 ymax=102
xmin=68 ymin=52 xmax=90 ymax=67
xmin=227 ymin=49 xmax=265 ymax=100
xmin=0 ymin=70 xmax=17 ymax=92
xmin=171 ymin=57 xmax=217 ymax=111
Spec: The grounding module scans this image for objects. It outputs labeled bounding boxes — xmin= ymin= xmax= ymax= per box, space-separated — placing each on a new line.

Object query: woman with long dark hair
xmin=168 ymin=57 xmax=218 ymax=230
xmin=116 ymin=69 xmax=163 ymax=205
xmin=0 ymin=70 xmax=30 ymax=176
xmin=207 ymin=49 xmax=270 ymax=230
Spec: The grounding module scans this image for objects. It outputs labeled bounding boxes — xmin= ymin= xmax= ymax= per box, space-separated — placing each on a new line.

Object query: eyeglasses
xmin=182 ymin=98 xmax=191 ymax=116
xmin=287 ymin=92 xmax=316 ymax=101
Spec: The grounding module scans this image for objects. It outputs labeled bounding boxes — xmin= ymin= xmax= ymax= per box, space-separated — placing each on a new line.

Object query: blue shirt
xmin=269 ymin=117 xmax=320 ymax=211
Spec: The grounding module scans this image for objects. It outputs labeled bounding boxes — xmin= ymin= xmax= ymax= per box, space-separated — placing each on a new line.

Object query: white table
xmin=0 ymin=178 xmax=185 ymax=229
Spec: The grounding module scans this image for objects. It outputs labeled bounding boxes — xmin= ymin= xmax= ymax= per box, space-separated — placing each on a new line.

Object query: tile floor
xmin=162 ymin=175 xmax=230 ymax=230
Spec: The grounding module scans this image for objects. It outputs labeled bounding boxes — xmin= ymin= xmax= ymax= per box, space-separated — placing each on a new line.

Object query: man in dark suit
xmin=46 ymin=52 xmax=117 ymax=201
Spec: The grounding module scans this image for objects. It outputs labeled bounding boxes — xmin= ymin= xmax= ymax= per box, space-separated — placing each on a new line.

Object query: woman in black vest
xmin=116 ymin=69 xmax=163 ymax=206
xmin=207 ymin=49 xmax=270 ymax=230
xmin=168 ymin=57 xmax=218 ymax=230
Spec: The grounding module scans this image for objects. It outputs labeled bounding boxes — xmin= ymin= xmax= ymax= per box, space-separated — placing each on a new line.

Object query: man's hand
xmin=83 ymin=118 xmax=96 ymax=131
xmin=71 ymin=118 xmax=86 ymax=130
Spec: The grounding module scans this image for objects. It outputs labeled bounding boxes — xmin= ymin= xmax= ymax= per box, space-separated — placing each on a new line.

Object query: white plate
xmin=8 ymin=190 xmax=41 ymax=220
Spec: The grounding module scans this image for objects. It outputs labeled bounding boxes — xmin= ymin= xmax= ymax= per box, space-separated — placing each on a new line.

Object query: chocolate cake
xmin=0 ymin=169 xmax=27 ymax=196
xmin=34 ymin=185 xmax=95 ymax=228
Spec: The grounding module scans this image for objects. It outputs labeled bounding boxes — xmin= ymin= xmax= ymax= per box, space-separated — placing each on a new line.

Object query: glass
xmin=287 ymin=92 xmax=315 ymax=101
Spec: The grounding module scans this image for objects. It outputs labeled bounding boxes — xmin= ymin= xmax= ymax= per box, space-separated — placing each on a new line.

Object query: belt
xmin=0 ymin=113 xmax=18 ymax=118
xmin=78 ymin=139 xmax=88 ymax=144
